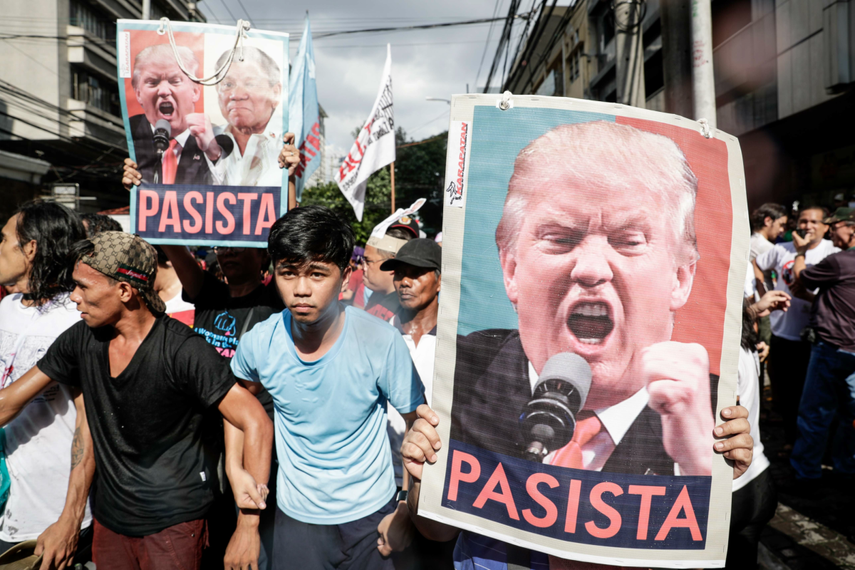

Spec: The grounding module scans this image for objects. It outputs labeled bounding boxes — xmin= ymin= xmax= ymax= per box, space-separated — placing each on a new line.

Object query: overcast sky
xmin=201 ymin=0 xmax=527 ymax=162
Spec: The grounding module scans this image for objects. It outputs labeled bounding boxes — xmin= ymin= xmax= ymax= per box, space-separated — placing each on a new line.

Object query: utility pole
xmin=660 ymin=0 xmax=694 ymax=118
xmin=690 ymin=0 xmax=716 ymax=126
xmin=614 ymin=0 xmax=646 ymax=108
xmin=142 ymin=0 xmax=151 ymax=20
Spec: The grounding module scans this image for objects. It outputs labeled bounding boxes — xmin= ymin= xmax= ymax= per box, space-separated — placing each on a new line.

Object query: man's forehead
xmin=138 ymin=58 xmax=182 ymax=77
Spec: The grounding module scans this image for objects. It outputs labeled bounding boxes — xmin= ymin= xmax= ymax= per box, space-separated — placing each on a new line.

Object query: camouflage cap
xmin=80 ymin=231 xmax=166 ymax=314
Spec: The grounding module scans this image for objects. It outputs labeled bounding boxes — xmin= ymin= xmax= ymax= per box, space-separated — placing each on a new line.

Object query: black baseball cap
xmin=380 ymin=238 xmax=441 ymax=272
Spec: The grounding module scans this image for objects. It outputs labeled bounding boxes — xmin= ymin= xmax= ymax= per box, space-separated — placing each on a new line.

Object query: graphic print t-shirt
xmin=37 ymin=317 xmax=236 ymax=536
xmin=186 ymin=271 xmax=283 ymax=360
xmin=0 ymin=294 xmax=92 ymax=541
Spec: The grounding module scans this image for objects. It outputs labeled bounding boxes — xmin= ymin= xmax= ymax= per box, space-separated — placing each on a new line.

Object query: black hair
xmin=798 ymin=205 xmax=829 ymax=220
xmin=268 ymin=205 xmax=354 ymax=272
xmin=81 ymin=212 xmax=122 ymax=236
xmin=15 ymin=201 xmax=86 ymax=306
xmin=741 ymin=299 xmax=759 ymax=351
xmin=750 ymin=203 xmax=787 ymax=231
xmin=386 ymin=227 xmax=416 ymax=241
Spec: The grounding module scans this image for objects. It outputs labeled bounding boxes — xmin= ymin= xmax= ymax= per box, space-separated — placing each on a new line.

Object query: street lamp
xmin=425 ymin=97 xmax=451 ymax=105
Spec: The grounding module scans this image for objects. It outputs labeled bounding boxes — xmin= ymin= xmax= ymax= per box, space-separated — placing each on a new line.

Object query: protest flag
xmin=334 ymin=45 xmax=395 ymax=221
xmin=289 ymin=16 xmax=321 ymax=203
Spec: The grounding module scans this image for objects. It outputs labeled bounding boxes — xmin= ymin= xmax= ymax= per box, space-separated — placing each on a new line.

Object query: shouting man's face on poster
xmin=497 ymin=122 xmax=703 ymax=412
xmin=133 ymin=45 xmax=201 ymax=135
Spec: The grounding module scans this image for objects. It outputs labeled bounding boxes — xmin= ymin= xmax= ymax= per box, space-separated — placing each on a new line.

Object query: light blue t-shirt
xmin=231 ymin=305 xmax=424 ymax=525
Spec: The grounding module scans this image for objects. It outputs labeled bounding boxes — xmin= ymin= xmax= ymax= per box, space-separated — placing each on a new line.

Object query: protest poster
xmin=116 ymin=19 xmax=289 ymax=247
xmin=419 ymin=94 xmax=749 ymax=567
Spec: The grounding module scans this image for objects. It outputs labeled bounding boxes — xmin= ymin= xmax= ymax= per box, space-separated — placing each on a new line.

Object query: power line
xmin=235 ymin=0 xmax=253 ymax=21
xmin=313 ymin=14 xmax=529 ymax=39
xmin=217 ymin=0 xmax=238 ymax=23
xmin=474 ymin=0 xmax=504 ymax=89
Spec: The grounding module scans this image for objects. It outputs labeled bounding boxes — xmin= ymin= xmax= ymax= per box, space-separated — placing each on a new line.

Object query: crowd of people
xmin=0 ymin=134 xmax=766 ymax=570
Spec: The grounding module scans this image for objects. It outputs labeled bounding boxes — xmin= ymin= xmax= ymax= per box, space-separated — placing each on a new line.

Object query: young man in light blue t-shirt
xmin=229 ymin=205 xmax=425 ymax=570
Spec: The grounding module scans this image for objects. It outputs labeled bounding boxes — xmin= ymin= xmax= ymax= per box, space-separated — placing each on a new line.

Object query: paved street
xmin=758 ymin=379 xmax=855 ymax=570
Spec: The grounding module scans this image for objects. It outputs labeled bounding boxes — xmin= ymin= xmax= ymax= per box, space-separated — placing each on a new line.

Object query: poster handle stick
xmin=288 ymin=178 xmax=297 ymax=210
xmin=390 ymin=162 xmax=396 ymax=213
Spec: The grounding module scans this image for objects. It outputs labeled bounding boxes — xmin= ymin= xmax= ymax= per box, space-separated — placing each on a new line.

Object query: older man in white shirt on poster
xmin=208 ymin=46 xmax=285 ymax=187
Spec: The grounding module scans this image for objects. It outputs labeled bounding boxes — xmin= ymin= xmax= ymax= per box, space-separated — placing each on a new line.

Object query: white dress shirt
xmin=209 ymin=124 xmax=285 ymax=187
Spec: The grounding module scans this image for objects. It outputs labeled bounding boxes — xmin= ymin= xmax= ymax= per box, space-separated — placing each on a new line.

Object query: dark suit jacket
xmin=130 ymin=114 xmax=212 ymax=186
xmin=450 ymin=329 xmax=718 ymax=476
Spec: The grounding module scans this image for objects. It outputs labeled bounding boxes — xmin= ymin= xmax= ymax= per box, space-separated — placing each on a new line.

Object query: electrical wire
xmin=474 ymin=0 xmax=504 ymax=90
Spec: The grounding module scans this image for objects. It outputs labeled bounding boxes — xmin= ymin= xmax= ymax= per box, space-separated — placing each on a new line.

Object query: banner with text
xmin=419 ymin=95 xmax=749 ymax=567
xmin=117 ymin=19 xmax=289 ymax=247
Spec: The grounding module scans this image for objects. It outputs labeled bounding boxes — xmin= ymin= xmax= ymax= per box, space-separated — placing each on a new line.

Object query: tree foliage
xmin=300 ymin=127 xmax=448 ymax=245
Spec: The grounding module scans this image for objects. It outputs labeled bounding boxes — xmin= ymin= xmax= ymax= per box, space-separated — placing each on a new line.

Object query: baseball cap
xmin=823 ymin=207 xmax=854 ymax=225
xmin=389 ymin=215 xmax=420 ymax=238
xmin=79 ymin=231 xmax=166 ymax=314
xmin=380 ymin=238 xmax=441 ymax=272
xmin=0 ymin=540 xmax=42 ymax=570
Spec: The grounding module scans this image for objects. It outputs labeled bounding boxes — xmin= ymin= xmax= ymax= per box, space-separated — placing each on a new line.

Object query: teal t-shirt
xmin=231 ymin=305 xmax=424 ymax=524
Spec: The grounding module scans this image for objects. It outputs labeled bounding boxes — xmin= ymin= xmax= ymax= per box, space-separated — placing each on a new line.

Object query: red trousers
xmin=92 ymin=518 xmax=208 ymax=570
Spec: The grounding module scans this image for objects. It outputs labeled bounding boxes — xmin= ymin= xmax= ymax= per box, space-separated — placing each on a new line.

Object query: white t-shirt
xmin=733 ymin=347 xmax=770 ymax=492
xmin=164 ymin=291 xmax=195 ymax=328
xmin=755 ymin=240 xmax=840 ymax=341
xmin=387 ymin=319 xmax=436 ymax=487
xmin=749 ymin=233 xmax=775 ymax=296
xmin=0 ymin=294 xmax=92 ymax=541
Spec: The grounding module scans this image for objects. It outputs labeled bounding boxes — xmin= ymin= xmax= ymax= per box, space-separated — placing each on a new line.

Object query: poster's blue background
xmin=457 ymin=107 xmax=614 ymax=335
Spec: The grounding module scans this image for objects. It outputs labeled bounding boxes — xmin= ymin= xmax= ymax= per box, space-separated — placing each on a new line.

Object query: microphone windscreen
xmin=536 ymin=353 xmax=592 ymax=410
xmin=154 ymin=119 xmax=171 ymax=137
xmin=214 ymin=134 xmax=235 ymax=159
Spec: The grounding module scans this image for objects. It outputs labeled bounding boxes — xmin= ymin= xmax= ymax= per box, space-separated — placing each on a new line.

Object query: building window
xmin=72 ymin=68 xmax=120 ymax=116
xmin=567 ymin=47 xmax=582 ymax=82
xmin=69 ymin=0 xmax=116 ymax=42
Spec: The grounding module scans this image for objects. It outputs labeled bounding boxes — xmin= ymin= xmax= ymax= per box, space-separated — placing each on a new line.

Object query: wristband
xmin=396 ymin=490 xmax=408 ymax=503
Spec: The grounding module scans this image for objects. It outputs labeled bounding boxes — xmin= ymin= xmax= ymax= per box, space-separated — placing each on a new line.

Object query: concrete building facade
xmin=0 ymin=0 xmax=204 ymax=221
xmin=503 ymin=0 xmax=855 ymax=211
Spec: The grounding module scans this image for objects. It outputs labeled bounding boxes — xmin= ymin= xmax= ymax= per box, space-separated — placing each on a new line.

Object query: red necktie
xmin=161 ymin=139 xmax=179 ymax=184
xmin=549 ymin=411 xmax=603 ymax=469
xmin=549 ymin=413 xmax=622 ymax=570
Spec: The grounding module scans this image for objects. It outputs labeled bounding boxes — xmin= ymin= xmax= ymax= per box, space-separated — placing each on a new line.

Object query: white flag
xmin=334 ymin=45 xmax=395 ymax=221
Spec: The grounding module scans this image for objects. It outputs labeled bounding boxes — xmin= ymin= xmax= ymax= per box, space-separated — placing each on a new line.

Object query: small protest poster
xmin=419 ymin=94 xmax=749 ymax=567
xmin=116 ymin=19 xmax=289 ymax=247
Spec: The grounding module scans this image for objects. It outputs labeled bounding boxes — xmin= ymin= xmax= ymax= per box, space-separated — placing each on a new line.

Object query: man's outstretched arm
xmin=219 ymin=381 xmax=274 ymax=570
xmin=36 ymin=390 xmax=95 ymax=570
xmin=0 ymin=366 xmax=55 ymax=426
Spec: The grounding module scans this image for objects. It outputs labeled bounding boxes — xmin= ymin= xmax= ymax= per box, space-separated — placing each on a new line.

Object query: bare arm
xmin=161 ymin=246 xmax=205 ymax=301
xmin=220 ymin=382 xmax=273 ymax=570
xmin=376 ymin=411 xmax=419 ymax=556
xmin=0 ymin=366 xmax=55 ymax=426
xmin=36 ymin=390 xmax=95 ymax=570
xmin=402 ymin=405 xmax=461 ymax=543
xmin=752 ymin=260 xmax=767 ymax=297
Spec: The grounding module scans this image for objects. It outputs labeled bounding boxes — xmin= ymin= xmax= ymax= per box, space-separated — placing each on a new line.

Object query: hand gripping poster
xmin=419 ymin=95 xmax=749 ymax=567
xmin=116 ymin=19 xmax=289 ymax=247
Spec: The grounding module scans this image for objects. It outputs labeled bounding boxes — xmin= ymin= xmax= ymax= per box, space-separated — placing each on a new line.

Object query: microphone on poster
xmin=519 ymin=352 xmax=592 ymax=462
xmin=153 ymin=119 xmax=171 ymax=155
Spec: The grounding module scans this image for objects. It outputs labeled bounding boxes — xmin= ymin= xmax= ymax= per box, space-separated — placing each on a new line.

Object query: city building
xmin=502 ymin=0 xmax=855 ymax=211
xmin=0 ymin=0 xmax=204 ymax=222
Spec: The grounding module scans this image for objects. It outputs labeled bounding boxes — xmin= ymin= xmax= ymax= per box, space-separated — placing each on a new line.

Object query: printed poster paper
xmin=117 ymin=20 xmax=289 ymax=247
xmin=419 ymin=94 xmax=749 ymax=568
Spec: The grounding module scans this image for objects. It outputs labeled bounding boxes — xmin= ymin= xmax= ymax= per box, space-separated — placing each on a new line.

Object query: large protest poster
xmin=116 ymin=20 xmax=289 ymax=247
xmin=419 ymin=95 xmax=749 ymax=567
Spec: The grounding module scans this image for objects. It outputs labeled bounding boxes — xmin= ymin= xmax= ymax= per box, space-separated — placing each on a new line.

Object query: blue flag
xmin=288 ymin=17 xmax=320 ymax=202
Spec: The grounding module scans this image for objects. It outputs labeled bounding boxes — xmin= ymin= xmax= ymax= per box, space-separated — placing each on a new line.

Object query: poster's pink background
xmin=124 ymin=30 xmax=205 ymax=118
xmin=618 ymin=117 xmax=733 ymax=377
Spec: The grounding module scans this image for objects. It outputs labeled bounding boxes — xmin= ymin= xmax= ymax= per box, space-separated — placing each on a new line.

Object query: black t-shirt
xmin=365 ymin=290 xmax=399 ymax=323
xmin=38 ymin=317 xmax=236 ymax=537
xmin=186 ymin=271 xmax=284 ymax=360
xmin=185 ymin=271 xmax=283 ymax=419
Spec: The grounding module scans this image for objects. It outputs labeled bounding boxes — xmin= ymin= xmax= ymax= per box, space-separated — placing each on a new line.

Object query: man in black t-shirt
xmin=0 ymin=232 xmax=273 ymax=570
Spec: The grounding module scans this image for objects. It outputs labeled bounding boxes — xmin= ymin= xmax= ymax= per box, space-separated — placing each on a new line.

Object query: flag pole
xmin=390 ymin=162 xmax=396 ymax=213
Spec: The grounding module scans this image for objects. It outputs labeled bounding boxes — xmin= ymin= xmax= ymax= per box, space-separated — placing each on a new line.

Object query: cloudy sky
xmin=201 ymin=0 xmax=533 ymax=163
